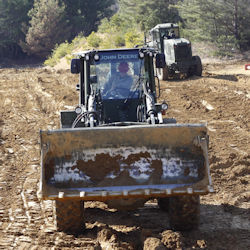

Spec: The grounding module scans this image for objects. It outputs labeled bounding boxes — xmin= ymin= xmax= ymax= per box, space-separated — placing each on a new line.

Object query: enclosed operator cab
xmin=61 ymin=48 xmax=164 ymax=128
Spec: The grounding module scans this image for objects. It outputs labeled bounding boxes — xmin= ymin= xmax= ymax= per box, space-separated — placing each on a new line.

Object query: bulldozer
xmin=145 ymin=23 xmax=202 ymax=80
xmin=39 ymin=47 xmax=213 ymax=233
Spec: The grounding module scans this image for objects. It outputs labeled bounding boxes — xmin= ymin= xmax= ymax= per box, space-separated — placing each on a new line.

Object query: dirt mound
xmin=0 ymin=63 xmax=249 ymax=249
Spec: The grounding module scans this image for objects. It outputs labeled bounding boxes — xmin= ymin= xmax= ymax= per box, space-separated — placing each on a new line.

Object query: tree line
xmin=0 ymin=0 xmax=116 ymax=58
xmin=118 ymin=0 xmax=250 ymax=54
xmin=0 ymin=0 xmax=250 ymax=59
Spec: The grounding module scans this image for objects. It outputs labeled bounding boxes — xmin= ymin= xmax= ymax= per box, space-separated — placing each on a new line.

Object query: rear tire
xmin=193 ymin=56 xmax=202 ymax=76
xmin=169 ymin=195 xmax=200 ymax=231
xmin=157 ymin=67 xmax=168 ymax=80
xmin=55 ymin=200 xmax=85 ymax=233
xmin=157 ymin=198 xmax=169 ymax=212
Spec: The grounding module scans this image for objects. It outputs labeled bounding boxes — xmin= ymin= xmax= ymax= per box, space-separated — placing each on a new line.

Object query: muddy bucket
xmin=40 ymin=124 xmax=212 ymax=200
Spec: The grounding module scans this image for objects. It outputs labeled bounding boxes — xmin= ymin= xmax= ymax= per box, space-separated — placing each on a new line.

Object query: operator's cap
xmin=118 ymin=62 xmax=129 ymax=73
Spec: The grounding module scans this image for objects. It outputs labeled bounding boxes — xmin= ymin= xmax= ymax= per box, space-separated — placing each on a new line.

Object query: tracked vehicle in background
xmin=39 ymin=47 xmax=213 ymax=233
xmin=146 ymin=23 xmax=202 ymax=80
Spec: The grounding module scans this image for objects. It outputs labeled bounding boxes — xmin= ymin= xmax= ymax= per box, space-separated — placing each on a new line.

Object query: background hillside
xmin=1 ymin=0 xmax=250 ymax=66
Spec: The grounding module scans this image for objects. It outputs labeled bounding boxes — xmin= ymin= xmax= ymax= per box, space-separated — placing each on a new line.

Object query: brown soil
xmin=0 ymin=62 xmax=249 ymax=249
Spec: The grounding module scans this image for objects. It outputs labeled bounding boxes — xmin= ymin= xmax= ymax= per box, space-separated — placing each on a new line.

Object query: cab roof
xmin=150 ymin=23 xmax=179 ymax=32
xmin=74 ymin=47 xmax=152 ymax=58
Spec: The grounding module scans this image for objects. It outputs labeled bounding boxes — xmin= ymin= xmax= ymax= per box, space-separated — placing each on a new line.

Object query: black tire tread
xmin=194 ymin=56 xmax=202 ymax=76
xmin=55 ymin=200 xmax=85 ymax=233
xmin=169 ymin=195 xmax=200 ymax=231
xmin=158 ymin=198 xmax=170 ymax=212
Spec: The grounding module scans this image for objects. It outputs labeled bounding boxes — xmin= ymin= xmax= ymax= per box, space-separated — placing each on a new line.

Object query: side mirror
xmin=71 ymin=59 xmax=81 ymax=74
xmin=155 ymin=53 xmax=166 ymax=68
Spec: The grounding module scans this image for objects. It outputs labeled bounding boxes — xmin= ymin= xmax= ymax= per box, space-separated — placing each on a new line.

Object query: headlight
xmin=85 ymin=55 xmax=89 ymax=61
xmin=75 ymin=106 xmax=82 ymax=114
xmin=139 ymin=52 xmax=144 ymax=59
xmin=161 ymin=102 xmax=168 ymax=111
xmin=94 ymin=54 xmax=99 ymax=61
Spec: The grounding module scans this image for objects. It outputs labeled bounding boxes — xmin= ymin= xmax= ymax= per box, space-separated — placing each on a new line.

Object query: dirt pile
xmin=0 ymin=62 xmax=249 ymax=249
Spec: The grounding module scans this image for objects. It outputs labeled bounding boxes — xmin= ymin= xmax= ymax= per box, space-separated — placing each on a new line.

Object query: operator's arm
xmin=102 ymin=75 xmax=116 ymax=95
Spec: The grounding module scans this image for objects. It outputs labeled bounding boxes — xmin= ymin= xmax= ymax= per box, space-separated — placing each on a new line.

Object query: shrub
xmin=114 ymin=34 xmax=126 ymax=47
xmin=44 ymin=41 xmax=73 ymax=66
xmin=125 ymin=30 xmax=144 ymax=48
xmin=87 ymin=32 xmax=102 ymax=48
xmin=98 ymin=18 xmax=111 ymax=33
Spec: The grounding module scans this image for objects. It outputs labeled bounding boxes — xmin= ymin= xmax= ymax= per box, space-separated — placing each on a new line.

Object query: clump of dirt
xmin=161 ymin=230 xmax=184 ymax=249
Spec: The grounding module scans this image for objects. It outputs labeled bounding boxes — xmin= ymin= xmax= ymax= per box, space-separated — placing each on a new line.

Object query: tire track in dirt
xmin=0 ymin=68 xmax=76 ymax=249
xmin=0 ymin=66 xmax=249 ymax=249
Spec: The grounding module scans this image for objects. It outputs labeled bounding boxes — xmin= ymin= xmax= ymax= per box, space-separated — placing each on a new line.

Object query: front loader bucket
xmin=40 ymin=124 xmax=213 ymax=200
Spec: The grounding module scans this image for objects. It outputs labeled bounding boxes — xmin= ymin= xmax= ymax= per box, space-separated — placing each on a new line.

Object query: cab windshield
xmin=160 ymin=27 xmax=179 ymax=39
xmin=90 ymin=50 xmax=144 ymax=100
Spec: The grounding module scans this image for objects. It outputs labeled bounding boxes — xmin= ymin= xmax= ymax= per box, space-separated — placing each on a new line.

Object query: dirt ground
xmin=0 ymin=61 xmax=249 ymax=249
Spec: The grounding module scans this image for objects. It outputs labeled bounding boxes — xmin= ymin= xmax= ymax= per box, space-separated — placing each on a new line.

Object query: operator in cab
xmin=103 ymin=61 xmax=134 ymax=99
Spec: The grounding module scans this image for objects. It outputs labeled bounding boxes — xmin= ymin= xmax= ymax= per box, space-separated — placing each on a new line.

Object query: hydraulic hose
xmin=142 ymin=82 xmax=156 ymax=124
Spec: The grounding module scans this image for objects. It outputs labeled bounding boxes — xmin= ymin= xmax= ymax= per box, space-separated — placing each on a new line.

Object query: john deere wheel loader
xmin=39 ymin=48 xmax=213 ymax=233
xmin=146 ymin=23 xmax=202 ymax=80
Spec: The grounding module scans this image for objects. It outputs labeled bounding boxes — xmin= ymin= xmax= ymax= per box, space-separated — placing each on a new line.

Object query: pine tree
xmin=0 ymin=0 xmax=34 ymax=58
xmin=118 ymin=0 xmax=181 ymax=31
xmin=177 ymin=0 xmax=250 ymax=52
xmin=62 ymin=0 xmax=116 ymax=39
xmin=22 ymin=0 xmax=70 ymax=57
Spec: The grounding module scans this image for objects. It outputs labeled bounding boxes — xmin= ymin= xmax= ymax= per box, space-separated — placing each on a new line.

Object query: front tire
xmin=158 ymin=198 xmax=169 ymax=212
xmin=193 ymin=56 xmax=202 ymax=76
xmin=55 ymin=200 xmax=85 ymax=233
xmin=169 ymin=195 xmax=200 ymax=231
